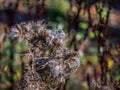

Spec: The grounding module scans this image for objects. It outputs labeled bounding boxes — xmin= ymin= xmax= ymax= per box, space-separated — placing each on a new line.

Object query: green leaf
xmin=89 ymin=32 xmax=95 ymax=39
xmin=89 ymin=55 xmax=98 ymax=64
xmin=15 ymin=43 xmax=21 ymax=51
xmin=14 ymin=65 xmax=22 ymax=72
xmin=115 ymin=75 xmax=120 ymax=81
xmin=106 ymin=72 xmax=110 ymax=80
xmin=22 ymin=43 xmax=28 ymax=52
xmin=56 ymin=16 xmax=64 ymax=22
xmin=101 ymin=10 xmax=107 ymax=19
xmin=115 ymin=71 xmax=120 ymax=81
xmin=79 ymin=22 xmax=89 ymax=30
xmin=76 ymin=32 xmax=84 ymax=40
xmin=4 ymin=39 xmax=11 ymax=47
xmin=95 ymin=30 xmax=99 ymax=36
xmin=69 ymin=81 xmax=78 ymax=90
xmin=1 ymin=76 xmax=7 ymax=83
xmin=13 ymin=74 xmax=17 ymax=81
xmin=5 ymin=48 xmax=11 ymax=57
xmin=49 ymin=0 xmax=69 ymax=14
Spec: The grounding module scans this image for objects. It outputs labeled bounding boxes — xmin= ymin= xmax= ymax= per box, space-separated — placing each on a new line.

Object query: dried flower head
xmin=10 ymin=21 xmax=80 ymax=90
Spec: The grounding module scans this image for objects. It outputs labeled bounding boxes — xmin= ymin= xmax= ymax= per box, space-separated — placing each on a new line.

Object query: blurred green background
xmin=0 ymin=0 xmax=120 ymax=90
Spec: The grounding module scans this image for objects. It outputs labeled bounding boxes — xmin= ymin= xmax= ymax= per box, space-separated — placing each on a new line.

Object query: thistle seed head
xmin=10 ymin=21 xmax=80 ymax=90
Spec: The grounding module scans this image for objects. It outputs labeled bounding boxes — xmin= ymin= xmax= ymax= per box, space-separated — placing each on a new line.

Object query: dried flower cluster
xmin=10 ymin=21 xmax=80 ymax=90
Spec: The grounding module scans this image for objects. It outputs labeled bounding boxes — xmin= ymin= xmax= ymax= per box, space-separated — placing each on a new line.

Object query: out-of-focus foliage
xmin=0 ymin=37 xmax=28 ymax=89
xmin=0 ymin=0 xmax=120 ymax=90
xmin=79 ymin=22 xmax=89 ymax=30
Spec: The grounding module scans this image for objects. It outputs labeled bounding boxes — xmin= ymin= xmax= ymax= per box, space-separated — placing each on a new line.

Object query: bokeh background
xmin=0 ymin=0 xmax=120 ymax=90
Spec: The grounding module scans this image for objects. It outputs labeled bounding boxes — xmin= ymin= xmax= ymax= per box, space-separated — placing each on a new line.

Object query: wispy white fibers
xmin=10 ymin=21 xmax=80 ymax=90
